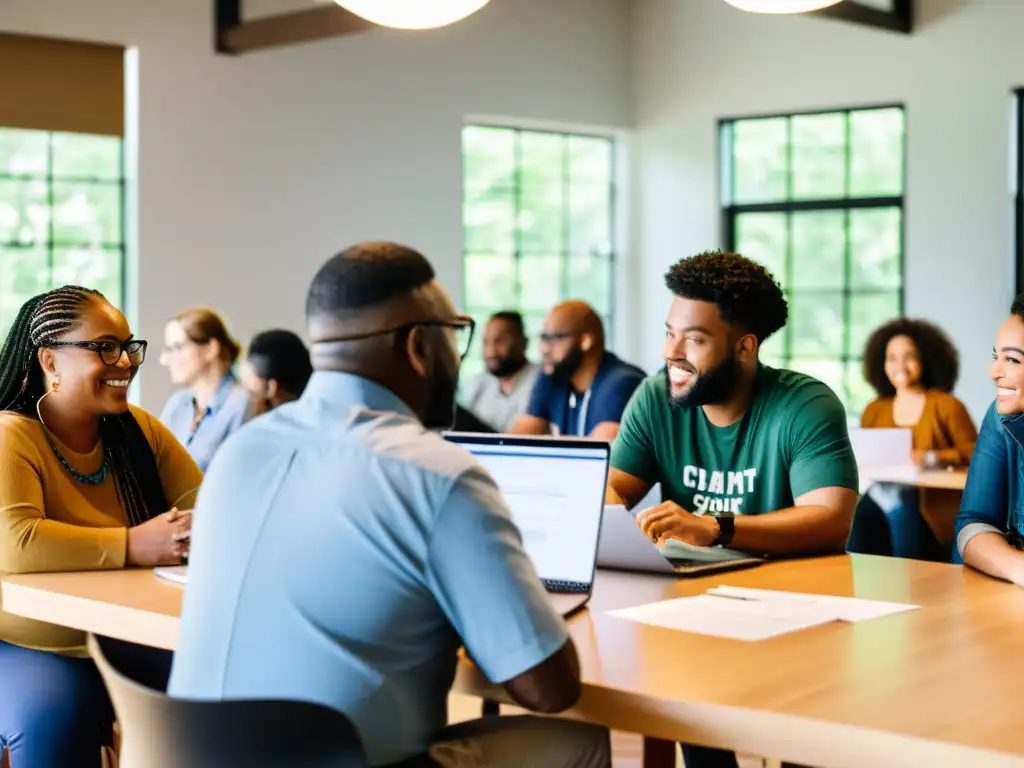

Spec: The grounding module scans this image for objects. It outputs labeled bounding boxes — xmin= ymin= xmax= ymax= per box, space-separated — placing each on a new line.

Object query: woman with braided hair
xmin=0 ymin=286 xmax=203 ymax=768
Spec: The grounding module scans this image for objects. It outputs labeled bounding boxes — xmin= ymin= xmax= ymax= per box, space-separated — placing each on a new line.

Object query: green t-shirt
xmin=611 ymin=365 xmax=858 ymax=515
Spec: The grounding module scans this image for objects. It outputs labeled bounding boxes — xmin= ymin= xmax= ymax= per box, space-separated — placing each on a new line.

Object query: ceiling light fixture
xmin=333 ymin=0 xmax=492 ymax=29
xmin=723 ymin=0 xmax=844 ymax=13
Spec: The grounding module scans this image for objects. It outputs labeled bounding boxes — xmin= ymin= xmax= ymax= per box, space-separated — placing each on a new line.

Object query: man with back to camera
xmin=168 ymin=242 xmax=611 ymax=768
xmin=605 ymin=251 xmax=859 ymax=768
xmin=461 ymin=311 xmax=538 ymax=432
xmin=509 ymin=300 xmax=644 ymax=441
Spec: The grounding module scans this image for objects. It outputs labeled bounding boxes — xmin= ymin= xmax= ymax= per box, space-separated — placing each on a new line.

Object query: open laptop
xmin=848 ymin=427 xmax=913 ymax=490
xmin=598 ymin=504 xmax=764 ymax=577
xmin=443 ymin=433 xmax=609 ymax=618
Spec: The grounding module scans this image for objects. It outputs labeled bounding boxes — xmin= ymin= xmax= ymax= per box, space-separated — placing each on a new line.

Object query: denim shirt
xmin=952 ymin=402 xmax=1024 ymax=563
xmin=159 ymin=374 xmax=255 ymax=473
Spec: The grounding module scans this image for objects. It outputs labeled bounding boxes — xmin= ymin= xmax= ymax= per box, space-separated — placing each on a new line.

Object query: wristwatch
xmin=711 ymin=513 xmax=735 ymax=548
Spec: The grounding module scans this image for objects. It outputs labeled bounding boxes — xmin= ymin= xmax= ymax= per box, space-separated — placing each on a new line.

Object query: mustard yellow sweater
xmin=0 ymin=405 xmax=203 ymax=654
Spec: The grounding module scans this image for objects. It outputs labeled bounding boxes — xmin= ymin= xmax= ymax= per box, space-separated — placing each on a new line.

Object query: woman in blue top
xmin=158 ymin=307 xmax=255 ymax=472
xmin=954 ymin=294 xmax=1024 ymax=581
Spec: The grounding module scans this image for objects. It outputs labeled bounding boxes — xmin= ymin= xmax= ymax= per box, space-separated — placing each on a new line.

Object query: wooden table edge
xmin=453 ymin=665 xmax=1024 ymax=768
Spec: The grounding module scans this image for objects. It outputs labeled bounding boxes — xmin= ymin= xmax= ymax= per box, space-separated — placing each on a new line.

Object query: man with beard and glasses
xmin=461 ymin=311 xmax=538 ymax=432
xmin=605 ymin=251 xmax=858 ymax=767
xmin=509 ymin=301 xmax=644 ymax=441
xmin=169 ymin=242 xmax=611 ymax=768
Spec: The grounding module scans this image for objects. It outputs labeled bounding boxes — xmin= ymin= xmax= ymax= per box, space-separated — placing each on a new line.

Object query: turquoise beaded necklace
xmin=46 ymin=436 xmax=109 ymax=485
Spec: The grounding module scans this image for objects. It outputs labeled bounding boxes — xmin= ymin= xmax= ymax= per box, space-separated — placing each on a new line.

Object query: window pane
xmin=731 ymin=117 xmax=788 ymax=204
xmin=464 ymin=253 xmax=517 ymax=310
xmin=849 ymin=292 xmax=901 ymax=359
xmin=849 ymin=108 xmax=904 ymax=197
xmin=0 ymin=129 xmax=48 ymax=176
xmin=850 ymin=207 xmax=901 ymax=289
xmin=0 ymin=245 xmax=49 ymax=330
xmin=568 ymin=136 xmax=612 ymax=186
xmin=569 ymin=183 xmax=611 ymax=255
xmin=734 ymin=212 xmax=787 ymax=285
xmin=52 ymin=133 xmax=120 ymax=180
xmin=846 ymin=359 xmax=875 ymax=416
xmin=0 ymin=179 xmax=49 ymax=245
xmin=52 ymin=182 xmax=121 ymax=245
xmin=790 ymin=358 xmax=845 ymax=403
xmin=53 ymin=247 xmax=122 ymax=306
xmin=518 ymin=254 xmax=563 ymax=311
xmin=791 ymin=113 xmax=846 ymax=200
xmin=790 ymin=210 xmax=845 ymax=290
xmin=790 ymin=291 xmax=843 ymax=357
xmin=463 ymin=125 xmax=515 ymax=190
xmin=568 ymin=253 xmax=612 ymax=315
xmin=523 ymin=312 xmax=546 ymax=363
xmin=520 ymin=131 xmax=565 ymax=181
xmin=759 ymin=332 xmax=785 ymax=368
xmin=519 ymin=183 xmax=563 ymax=252
xmin=463 ymin=187 xmax=514 ymax=252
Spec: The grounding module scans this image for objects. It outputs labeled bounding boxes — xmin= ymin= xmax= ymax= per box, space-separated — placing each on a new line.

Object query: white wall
xmin=633 ymin=0 xmax=1021 ymax=421
xmin=0 ymin=0 xmax=633 ymax=410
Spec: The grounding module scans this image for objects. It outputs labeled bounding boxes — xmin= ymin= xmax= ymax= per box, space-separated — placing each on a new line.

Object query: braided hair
xmin=0 ymin=286 xmax=168 ymax=527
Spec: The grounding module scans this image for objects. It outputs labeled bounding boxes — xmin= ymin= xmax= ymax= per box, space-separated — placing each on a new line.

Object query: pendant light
xmin=334 ymin=0 xmax=493 ymax=30
xmin=722 ymin=0 xmax=844 ymax=13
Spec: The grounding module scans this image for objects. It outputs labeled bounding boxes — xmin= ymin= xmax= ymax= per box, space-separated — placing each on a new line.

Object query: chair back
xmin=88 ymin=634 xmax=366 ymax=768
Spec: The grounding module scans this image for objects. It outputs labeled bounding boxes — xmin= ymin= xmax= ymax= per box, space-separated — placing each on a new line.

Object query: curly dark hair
xmin=664 ymin=251 xmax=788 ymax=342
xmin=862 ymin=318 xmax=959 ymax=398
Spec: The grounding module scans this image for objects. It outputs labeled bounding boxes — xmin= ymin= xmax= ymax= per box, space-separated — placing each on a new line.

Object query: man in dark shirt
xmin=509 ymin=301 xmax=644 ymax=441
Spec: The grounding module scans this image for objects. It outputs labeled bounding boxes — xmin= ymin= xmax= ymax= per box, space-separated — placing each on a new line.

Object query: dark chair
xmin=88 ymin=634 xmax=366 ymax=768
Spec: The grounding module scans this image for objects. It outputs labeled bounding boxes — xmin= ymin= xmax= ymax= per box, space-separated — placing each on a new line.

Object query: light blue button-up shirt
xmin=159 ymin=374 xmax=254 ymax=472
xmin=168 ymin=371 xmax=568 ymax=767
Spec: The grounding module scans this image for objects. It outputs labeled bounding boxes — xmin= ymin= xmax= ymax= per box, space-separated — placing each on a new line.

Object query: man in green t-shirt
xmin=607 ymin=250 xmax=859 ymax=557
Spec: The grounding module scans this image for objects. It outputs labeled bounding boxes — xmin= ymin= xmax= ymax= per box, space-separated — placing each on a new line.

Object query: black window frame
xmin=719 ymin=103 xmax=907 ymax=411
xmin=460 ymin=123 xmax=618 ymax=371
xmin=0 ymin=127 xmax=127 ymax=329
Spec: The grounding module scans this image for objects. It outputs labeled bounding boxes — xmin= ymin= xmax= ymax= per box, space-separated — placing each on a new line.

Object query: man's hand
xmin=636 ymin=501 xmax=719 ymax=547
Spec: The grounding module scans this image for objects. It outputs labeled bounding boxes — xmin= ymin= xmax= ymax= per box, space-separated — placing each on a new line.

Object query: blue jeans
xmin=0 ymin=639 xmax=172 ymax=768
xmin=847 ymin=485 xmax=946 ymax=561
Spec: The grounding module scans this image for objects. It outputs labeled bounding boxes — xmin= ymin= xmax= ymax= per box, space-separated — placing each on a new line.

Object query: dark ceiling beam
xmin=215 ymin=0 xmax=375 ymax=56
xmin=814 ymin=0 xmax=913 ymax=34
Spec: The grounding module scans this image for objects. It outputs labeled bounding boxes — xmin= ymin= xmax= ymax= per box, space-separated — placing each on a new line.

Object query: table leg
xmin=642 ymin=737 xmax=676 ymax=768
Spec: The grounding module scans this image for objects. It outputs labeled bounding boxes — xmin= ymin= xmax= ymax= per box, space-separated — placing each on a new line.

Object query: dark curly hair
xmin=862 ymin=318 xmax=959 ymax=398
xmin=664 ymin=251 xmax=788 ymax=342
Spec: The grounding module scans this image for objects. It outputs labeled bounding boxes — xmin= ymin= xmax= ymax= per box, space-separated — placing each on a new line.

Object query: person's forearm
xmin=730 ymin=505 xmax=851 ymax=555
xmin=962 ymin=532 xmax=1024 ymax=584
xmin=605 ymin=485 xmax=627 ymax=505
xmin=0 ymin=515 xmax=127 ymax=574
xmin=508 ymin=416 xmax=548 ymax=436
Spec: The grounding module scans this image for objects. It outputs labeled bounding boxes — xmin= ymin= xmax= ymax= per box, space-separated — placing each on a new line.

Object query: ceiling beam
xmin=814 ymin=0 xmax=913 ymax=35
xmin=215 ymin=0 xmax=375 ymax=55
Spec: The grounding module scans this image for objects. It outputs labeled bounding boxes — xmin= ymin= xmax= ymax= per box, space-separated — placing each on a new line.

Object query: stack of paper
xmin=609 ymin=587 xmax=919 ymax=642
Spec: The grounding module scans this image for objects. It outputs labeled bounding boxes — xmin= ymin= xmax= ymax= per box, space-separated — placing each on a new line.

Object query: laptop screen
xmin=445 ymin=435 xmax=608 ymax=586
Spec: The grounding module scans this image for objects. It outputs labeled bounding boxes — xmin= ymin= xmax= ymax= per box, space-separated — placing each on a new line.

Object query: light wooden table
xmin=860 ymin=466 xmax=968 ymax=491
xmin=5 ymin=556 xmax=1024 ymax=767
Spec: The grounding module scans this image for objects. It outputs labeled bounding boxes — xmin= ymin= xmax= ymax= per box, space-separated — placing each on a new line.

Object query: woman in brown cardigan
xmin=849 ymin=318 xmax=977 ymax=560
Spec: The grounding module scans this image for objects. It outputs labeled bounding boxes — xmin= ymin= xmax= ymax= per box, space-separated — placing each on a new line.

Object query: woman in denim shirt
xmin=954 ymin=294 xmax=1024 ymax=581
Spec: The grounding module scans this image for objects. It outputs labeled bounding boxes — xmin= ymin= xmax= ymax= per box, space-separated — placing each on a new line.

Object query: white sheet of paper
xmin=154 ymin=565 xmax=188 ymax=587
xmin=706 ymin=585 xmax=919 ymax=622
xmin=608 ymin=594 xmax=843 ymax=641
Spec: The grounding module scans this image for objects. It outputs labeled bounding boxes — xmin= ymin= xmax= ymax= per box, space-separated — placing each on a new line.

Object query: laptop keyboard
xmin=543 ymin=579 xmax=590 ymax=594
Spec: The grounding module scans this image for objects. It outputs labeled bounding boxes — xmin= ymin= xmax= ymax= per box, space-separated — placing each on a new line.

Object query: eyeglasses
xmin=318 ymin=317 xmax=476 ymax=361
xmin=539 ymin=331 xmax=575 ymax=345
xmin=46 ymin=339 xmax=148 ymax=367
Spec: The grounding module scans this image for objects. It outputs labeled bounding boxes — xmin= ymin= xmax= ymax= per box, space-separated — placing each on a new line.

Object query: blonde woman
xmin=159 ymin=308 xmax=254 ymax=471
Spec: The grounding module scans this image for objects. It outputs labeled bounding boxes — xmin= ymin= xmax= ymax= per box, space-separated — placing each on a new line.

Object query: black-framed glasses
xmin=46 ymin=340 xmax=148 ymax=367
xmin=318 ymin=317 xmax=476 ymax=361
xmin=539 ymin=331 xmax=575 ymax=345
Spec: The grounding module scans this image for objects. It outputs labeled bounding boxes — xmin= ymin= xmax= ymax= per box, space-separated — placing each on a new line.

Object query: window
xmin=721 ymin=105 xmax=905 ymax=414
xmin=461 ymin=124 xmax=616 ymax=381
xmin=0 ymin=128 xmax=125 ymax=333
